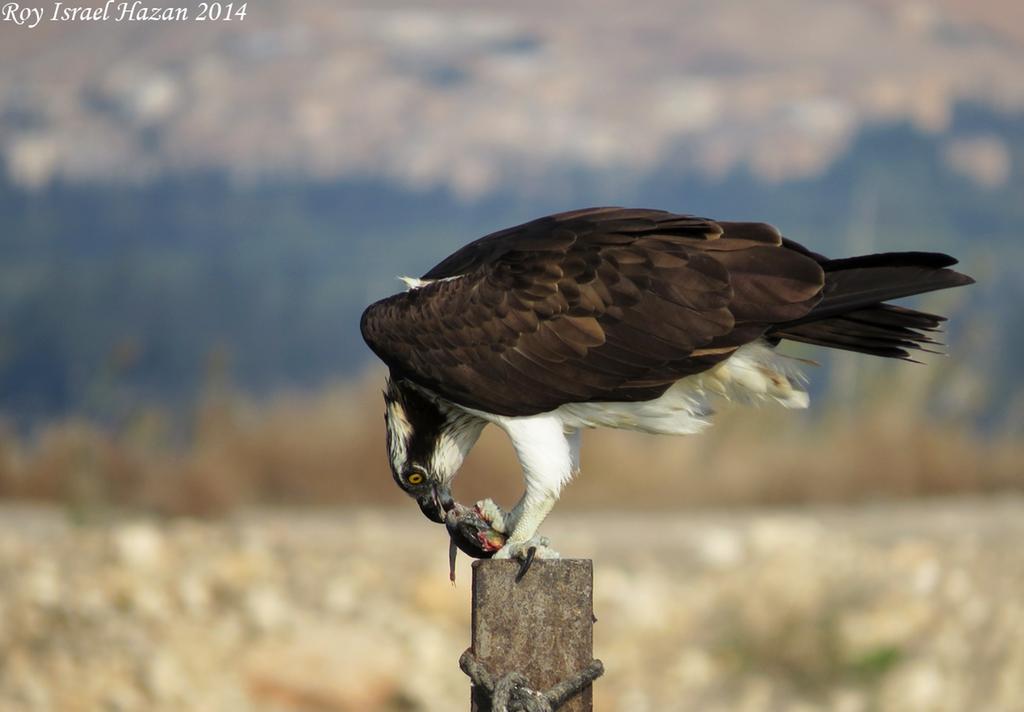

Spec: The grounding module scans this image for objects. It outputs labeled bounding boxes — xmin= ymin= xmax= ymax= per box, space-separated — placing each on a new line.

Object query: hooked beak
xmin=416 ymin=483 xmax=454 ymax=524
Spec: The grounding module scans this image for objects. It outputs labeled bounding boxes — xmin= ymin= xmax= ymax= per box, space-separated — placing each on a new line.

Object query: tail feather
xmin=842 ymin=303 xmax=946 ymax=332
xmin=769 ymin=251 xmax=974 ymax=360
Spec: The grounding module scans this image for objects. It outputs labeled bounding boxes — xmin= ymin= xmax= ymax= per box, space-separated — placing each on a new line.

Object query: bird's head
xmin=383 ymin=378 xmax=484 ymax=523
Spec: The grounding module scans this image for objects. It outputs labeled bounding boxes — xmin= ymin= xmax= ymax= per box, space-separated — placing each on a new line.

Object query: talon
xmin=515 ymin=546 xmax=537 ymax=582
xmin=493 ymin=535 xmax=560 ymax=571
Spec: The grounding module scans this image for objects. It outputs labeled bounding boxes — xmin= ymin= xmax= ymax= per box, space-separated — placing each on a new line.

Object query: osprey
xmin=360 ymin=207 xmax=973 ymax=562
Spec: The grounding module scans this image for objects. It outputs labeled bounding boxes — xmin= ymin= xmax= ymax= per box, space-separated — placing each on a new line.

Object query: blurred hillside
xmin=3 ymin=0 xmax=1024 ymax=194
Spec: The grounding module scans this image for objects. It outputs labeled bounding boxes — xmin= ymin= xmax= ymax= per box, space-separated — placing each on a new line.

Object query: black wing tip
xmin=947 ymin=270 xmax=976 ymax=288
xmin=923 ymin=252 xmax=959 ymax=269
xmin=824 ymin=251 xmax=965 ymax=272
xmin=847 ymin=252 xmax=974 ymax=290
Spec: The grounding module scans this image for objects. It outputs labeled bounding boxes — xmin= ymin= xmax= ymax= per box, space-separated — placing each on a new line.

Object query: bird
xmin=360 ymin=207 xmax=974 ymax=563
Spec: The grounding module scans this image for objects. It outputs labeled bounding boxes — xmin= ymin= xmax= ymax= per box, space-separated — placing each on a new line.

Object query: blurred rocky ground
xmin=0 ymin=497 xmax=1022 ymax=711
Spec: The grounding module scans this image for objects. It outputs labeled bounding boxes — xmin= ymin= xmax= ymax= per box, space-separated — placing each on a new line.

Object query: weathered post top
xmin=468 ymin=559 xmax=596 ymax=712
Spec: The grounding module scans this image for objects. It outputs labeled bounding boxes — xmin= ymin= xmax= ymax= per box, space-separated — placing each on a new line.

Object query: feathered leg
xmin=478 ymin=416 xmax=579 ymax=562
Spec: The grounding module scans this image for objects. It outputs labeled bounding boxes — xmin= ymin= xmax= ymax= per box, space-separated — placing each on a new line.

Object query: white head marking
xmin=383 ymin=386 xmax=413 ymax=475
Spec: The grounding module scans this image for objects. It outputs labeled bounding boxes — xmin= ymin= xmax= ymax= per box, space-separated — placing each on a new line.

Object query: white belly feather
xmin=553 ymin=341 xmax=808 ymax=435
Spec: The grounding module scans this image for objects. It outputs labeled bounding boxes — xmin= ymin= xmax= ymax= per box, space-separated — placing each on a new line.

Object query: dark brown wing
xmin=361 ymin=208 xmax=825 ymax=416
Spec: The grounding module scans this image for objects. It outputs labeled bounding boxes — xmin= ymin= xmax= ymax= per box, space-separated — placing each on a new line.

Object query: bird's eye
xmin=407 ymin=472 xmax=425 ymax=485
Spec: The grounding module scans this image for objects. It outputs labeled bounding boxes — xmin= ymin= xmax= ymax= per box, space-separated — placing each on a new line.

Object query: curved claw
xmin=493 ymin=535 xmax=560 ymax=583
xmin=515 ymin=546 xmax=537 ymax=583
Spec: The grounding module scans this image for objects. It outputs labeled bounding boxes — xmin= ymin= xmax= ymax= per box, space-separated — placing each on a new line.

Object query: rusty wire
xmin=459 ymin=649 xmax=604 ymax=712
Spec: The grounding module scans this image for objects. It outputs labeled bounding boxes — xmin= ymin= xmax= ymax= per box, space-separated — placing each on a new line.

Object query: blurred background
xmin=1 ymin=1 xmax=1023 ymax=710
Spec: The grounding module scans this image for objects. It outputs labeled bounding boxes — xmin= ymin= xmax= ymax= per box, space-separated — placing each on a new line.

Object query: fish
xmin=444 ymin=501 xmax=507 ymax=582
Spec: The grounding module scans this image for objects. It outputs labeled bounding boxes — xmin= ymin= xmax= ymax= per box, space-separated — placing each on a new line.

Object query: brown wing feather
xmin=361 ymin=208 xmax=825 ymax=416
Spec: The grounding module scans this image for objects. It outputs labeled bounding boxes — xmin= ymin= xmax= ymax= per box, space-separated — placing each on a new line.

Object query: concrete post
xmin=469 ymin=559 xmax=595 ymax=712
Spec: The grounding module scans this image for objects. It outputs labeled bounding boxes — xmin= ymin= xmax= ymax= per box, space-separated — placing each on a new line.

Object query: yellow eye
xmin=407 ymin=472 xmax=425 ymax=485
